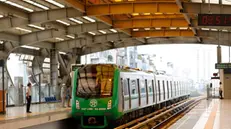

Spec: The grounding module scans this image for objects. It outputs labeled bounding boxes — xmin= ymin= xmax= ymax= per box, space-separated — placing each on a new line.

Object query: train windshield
xmin=76 ymin=64 xmax=115 ymax=98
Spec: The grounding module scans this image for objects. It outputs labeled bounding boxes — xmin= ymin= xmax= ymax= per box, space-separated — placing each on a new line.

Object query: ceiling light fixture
xmin=69 ymin=18 xmax=83 ymax=24
xmin=155 ymin=28 xmax=161 ymax=30
xmin=170 ymin=27 xmax=177 ymax=30
xmin=23 ymin=0 xmax=49 ymax=10
xmin=28 ymin=24 xmax=45 ymax=30
xmin=109 ymin=29 xmax=117 ymax=33
xmin=144 ymin=28 xmax=150 ymax=30
xmin=55 ymin=37 xmax=64 ymax=41
xmin=88 ymin=32 xmax=96 ymax=35
xmin=5 ymin=1 xmax=33 ymax=12
xmin=21 ymin=45 xmax=40 ymax=50
xmin=143 ymin=13 xmax=150 ymax=15
xmin=59 ymin=51 xmax=66 ymax=54
xmin=133 ymin=28 xmax=139 ymax=31
xmin=16 ymin=27 xmax=32 ymax=33
xmin=56 ymin=20 xmax=70 ymax=26
xmin=83 ymin=16 xmax=95 ymax=22
xmin=0 ymin=15 xmax=3 ymax=18
xmin=132 ymin=13 xmax=139 ymax=16
xmin=99 ymin=30 xmax=107 ymax=34
xmin=45 ymin=0 xmax=64 ymax=8
xmin=179 ymin=27 xmax=188 ymax=30
xmin=66 ymin=35 xmax=75 ymax=39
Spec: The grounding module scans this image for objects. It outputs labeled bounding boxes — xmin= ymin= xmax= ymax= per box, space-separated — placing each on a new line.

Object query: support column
xmin=217 ymin=45 xmax=225 ymax=98
xmin=72 ymin=48 xmax=82 ymax=64
xmin=50 ymin=49 xmax=59 ymax=100
xmin=217 ymin=45 xmax=221 ymax=63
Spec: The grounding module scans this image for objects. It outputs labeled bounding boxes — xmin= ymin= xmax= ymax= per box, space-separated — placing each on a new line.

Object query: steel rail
xmin=115 ymin=96 xmax=204 ymax=129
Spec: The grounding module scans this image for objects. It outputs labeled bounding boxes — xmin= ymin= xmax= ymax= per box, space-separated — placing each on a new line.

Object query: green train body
xmin=71 ymin=64 xmax=190 ymax=128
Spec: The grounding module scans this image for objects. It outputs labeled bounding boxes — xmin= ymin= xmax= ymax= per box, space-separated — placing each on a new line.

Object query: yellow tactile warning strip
xmin=204 ymin=102 xmax=218 ymax=129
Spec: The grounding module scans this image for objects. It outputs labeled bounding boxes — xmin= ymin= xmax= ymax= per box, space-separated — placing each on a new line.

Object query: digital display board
xmin=215 ymin=63 xmax=231 ymax=69
xmin=198 ymin=14 xmax=231 ymax=26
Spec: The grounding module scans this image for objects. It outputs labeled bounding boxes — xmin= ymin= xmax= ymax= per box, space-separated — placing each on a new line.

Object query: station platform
xmin=0 ymin=103 xmax=71 ymax=129
xmin=170 ymin=98 xmax=231 ymax=129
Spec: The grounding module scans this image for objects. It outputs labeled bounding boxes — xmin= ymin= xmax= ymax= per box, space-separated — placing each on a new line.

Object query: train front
xmin=71 ymin=64 xmax=120 ymax=128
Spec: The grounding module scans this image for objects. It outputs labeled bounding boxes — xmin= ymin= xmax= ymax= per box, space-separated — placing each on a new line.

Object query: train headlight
xmin=76 ymin=100 xmax=80 ymax=109
xmin=107 ymin=100 xmax=112 ymax=109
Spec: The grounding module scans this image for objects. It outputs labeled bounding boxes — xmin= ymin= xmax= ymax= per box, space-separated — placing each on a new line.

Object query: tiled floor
xmin=170 ymin=99 xmax=231 ymax=129
xmin=0 ymin=103 xmax=71 ymax=121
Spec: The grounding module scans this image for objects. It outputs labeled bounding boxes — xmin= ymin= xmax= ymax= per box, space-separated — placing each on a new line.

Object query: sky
xmin=137 ymin=44 xmax=231 ymax=82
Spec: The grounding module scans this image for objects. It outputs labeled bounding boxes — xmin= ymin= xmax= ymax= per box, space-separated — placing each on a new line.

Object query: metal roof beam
xmin=86 ymin=2 xmax=180 ymax=16
xmin=12 ymin=47 xmax=41 ymax=56
xmin=20 ymin=29 xmax=66 ymax=45
xmin=0 ymin=32 xmax=52 ymax=49
xmin=132 ymin=30 xmax=194 ymax=37
xmin=68 ymin=22 xmax=110 ymax=34
xmin=114 ymin=19 xmax=188 ymax=29
xmin=183 ymin=2 xmax=231 ymax=14
xmin=175 ymin=0 xmax=201 ymax=42
xmin=0 ymin=7 xmax=82 ymax=31
xmin=0 ymin=2 xmax=28 ymax=19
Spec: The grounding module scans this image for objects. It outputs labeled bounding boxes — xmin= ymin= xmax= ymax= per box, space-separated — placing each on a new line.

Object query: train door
xmin=167 ymin=81 xmax=169 ymax=99
xmin=147 ymin=79 xmax=153 ymax=105
xmin=162 ymin=80 xmax=165 ymax=101
xmin=122 ymin=78 xmax=129 ymax=111
xmin=130 ymin=78 xmax=139 ymax=109
xmin=170 ymin=81 xmax=173 ymax=98
xmin=145 ymin=79 xmax=149 ymax=105
xmin=137 ymin=79 xmax=141 ymax=106
xmin=152 ymin=79 xmax=155 ymax=104
xmin=127 ymin=78 xmax=131 ymax=109
xmin=140 ymin=79 xmax=147 ymax=107
xmin=157 ymin=80 xmax=161 ymax=103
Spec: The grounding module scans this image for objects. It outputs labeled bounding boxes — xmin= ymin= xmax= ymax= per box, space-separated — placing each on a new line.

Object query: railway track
xmin=115 ymin=97 xmax=205 ymax=129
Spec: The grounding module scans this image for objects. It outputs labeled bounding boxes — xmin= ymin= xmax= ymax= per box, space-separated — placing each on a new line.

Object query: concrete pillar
xmin=72 ymin=48 xmax=82 ymax=64
xmin=50 ymin=49 xmax=59 ymax=99
xmin=217 ymin=45 xmax=222 ymax=63
xmin=216 ymin=45 xmax=229 ymax=98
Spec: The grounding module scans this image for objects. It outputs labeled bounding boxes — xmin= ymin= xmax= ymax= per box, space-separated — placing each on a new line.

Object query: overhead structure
xmin=0 ymin=0 xmax=230 ymax=55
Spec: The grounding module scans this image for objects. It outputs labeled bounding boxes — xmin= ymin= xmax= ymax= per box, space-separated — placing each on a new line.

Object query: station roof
xmin=0 ymin=0 xmax=231 ymax=55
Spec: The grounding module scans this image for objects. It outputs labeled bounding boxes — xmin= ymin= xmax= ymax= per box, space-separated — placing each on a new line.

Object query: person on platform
xmin=61 ymin=84 xmax=66 ymax=108
xmin=26 ymin=83 xmax=32 ymax=113
xmin=219 ymin=86 xmax=223 ymax=99
xmin=66 ymin=86 xmax=72 ymax=107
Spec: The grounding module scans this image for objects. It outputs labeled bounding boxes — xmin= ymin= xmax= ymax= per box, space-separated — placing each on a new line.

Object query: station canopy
xmin=0 ymin=0 xmax=231 ymax=55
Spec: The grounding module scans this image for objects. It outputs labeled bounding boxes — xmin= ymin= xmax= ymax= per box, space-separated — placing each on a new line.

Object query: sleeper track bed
xmin=115 ymin=97 xmax=204 ymax=129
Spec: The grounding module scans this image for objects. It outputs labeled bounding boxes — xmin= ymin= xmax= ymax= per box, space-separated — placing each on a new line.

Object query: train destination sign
xmin=215 ymin=63 xmax=231 ymax=69
xmin=198 ymin=14 xmax=231 ymax=26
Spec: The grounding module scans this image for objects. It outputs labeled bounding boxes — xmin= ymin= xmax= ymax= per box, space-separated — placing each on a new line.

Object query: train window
xmin=140 ymin=80 xmax=146 ymax=93
xmin=147 ymin=80 xmax=152 ymax=93
xmin=130 ymin=79 xmax=138 ymax=95
xmin=123 ymin=79 xmax=128 ymax=95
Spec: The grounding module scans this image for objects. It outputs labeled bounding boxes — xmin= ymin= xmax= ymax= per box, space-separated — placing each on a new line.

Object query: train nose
xmin=88 ymin=117 xmax=96 ymax=124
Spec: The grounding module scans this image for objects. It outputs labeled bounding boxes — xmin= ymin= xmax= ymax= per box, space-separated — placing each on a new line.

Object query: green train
xmin=71 ymin=64 xmax=190 ymax=128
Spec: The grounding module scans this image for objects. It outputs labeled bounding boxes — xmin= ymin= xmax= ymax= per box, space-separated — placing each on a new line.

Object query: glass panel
xmin=123 ymin=79 xmax=128 ymax=95
xmin=147 ymin=80 xmax=152 ymax=93
xmin=76 ymin=64 xmax=115 ymax=98
xmin=130 ymin=79 xmax=138 ymax=94
xmin=140 ymin=80 xmax=146 ymax=93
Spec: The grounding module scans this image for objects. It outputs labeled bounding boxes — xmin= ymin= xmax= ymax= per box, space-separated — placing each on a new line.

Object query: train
xmin=71 ymin=64 xmax=190 ymax=128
